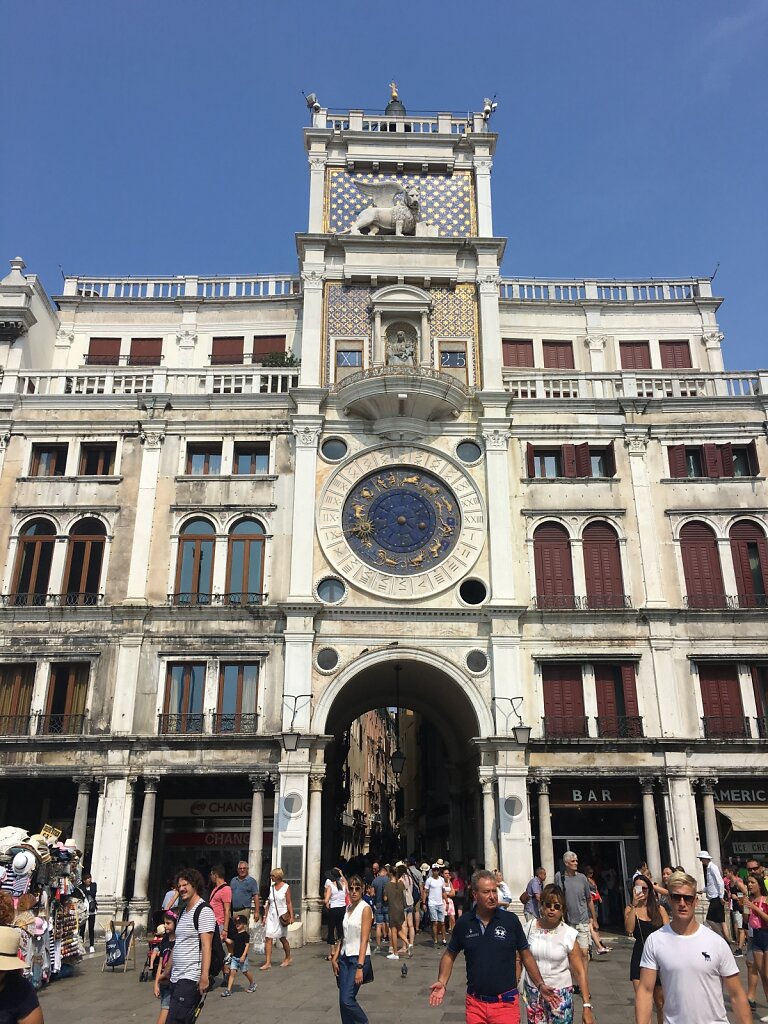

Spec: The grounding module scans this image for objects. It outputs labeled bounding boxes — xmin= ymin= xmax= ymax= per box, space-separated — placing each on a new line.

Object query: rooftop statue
xmin=347 ymin=181 xmax=420 ymax=236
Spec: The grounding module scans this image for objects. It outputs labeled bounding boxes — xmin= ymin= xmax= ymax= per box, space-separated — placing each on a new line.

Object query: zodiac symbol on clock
xmin=402 ymin=474 xmax=420 ymax=485
xmin=359 ymin=487 xmax=376 ymax=499
xmin=376 ymin=549 xmax=399 ymax=567
xmin=351 ymin=503 xmax=368 ymax=519
xmin=439 ymin=518 xmax=455 ymax=536
xmin=435 ymin=495 xmax=453 ymax=516
xmin=408 ymin=552 xmax=425 ymax=567
xmin=428 ymin=539 xmax=443 ymax=559
xmin=421 ymin=482 xmax=441 ymax=497
xmin=376 ymin=475 xmax=390 ymax=489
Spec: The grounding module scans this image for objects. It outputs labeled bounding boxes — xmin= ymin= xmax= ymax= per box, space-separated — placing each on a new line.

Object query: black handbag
xmin=361 ymin=958 xmax=374 ymax=985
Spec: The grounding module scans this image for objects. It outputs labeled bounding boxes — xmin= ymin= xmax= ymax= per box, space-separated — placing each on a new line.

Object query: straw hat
xmin=0 ymin=927 xmax=23 ymax=970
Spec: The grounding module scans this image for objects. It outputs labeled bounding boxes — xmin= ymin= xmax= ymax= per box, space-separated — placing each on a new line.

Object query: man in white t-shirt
xmin=636 ymin=870 xmax=751 ymax=1024
xmin=422 ymin=864 xmax=448 ymax=949
xmin=166 ymin=868 xmax=216 ymax=1024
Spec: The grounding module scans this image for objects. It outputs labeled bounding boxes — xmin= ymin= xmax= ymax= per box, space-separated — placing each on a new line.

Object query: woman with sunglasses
xmin=744 ymin=873 xmax=768 ymax=1015
xmin=523 ymin=883 xmax=594 ymax=1024
xmin=330 ymin=876 xmax=373 ymax=1024
xmin=624 ymin=874 xmax=668 ymax=1024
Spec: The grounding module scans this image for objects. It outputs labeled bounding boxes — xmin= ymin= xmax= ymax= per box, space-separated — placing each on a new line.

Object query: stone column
xmin=537 ymin=779 xmax=555 ymax=881
xmin=71 ymin=777 xmax=92 ymax=853
xmin=420 ymin=309 xmax=431 ymax=367
xmin=304 ymin=771 xmax=325 ymax=942
xmin=641 ymin=778 xmax=662 ymax=881
xmin=298 ymin=267 xmax=324 ymax=386
xmin=474 ymin=157 xmax=493 ymax=236
xmin=307 ymin=153 xmax=327 ymax=233
xmin=374 ymin=310 xmax=383 ymax=365
xmin=125 ymin=429 xmax=164 ymax=602
xmin=699 ymin=780 xmax=722 ymax=868
xmin=476 ymin=274 xmax=502 ymax=390
xmin=624 ymin=432 xmax=666 ymax=607
xmin=481 ymin=426 xmax=516 ymax=602
xmin=131 ymin=776 xmax=159 ymax=907
xmin=667 ymin=773 xmax=701 ymax=883
xmin=248 ymin=773 xmax=268 ymax=884
xmin=288 ymin=423 xmax=323 ymax=600
xmin=481 ymin=776 xmax=498 ymax=871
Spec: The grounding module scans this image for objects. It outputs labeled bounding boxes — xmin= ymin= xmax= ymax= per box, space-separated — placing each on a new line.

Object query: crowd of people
xmin=137 ymin=849 xmax=768 ymax=1024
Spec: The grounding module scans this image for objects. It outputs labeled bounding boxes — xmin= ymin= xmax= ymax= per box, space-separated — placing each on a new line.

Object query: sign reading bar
xmin=549 ymin=780 xmax=638 ymax=808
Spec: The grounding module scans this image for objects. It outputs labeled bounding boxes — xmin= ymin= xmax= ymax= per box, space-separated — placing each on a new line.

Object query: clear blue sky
xmin=4 ymin=0 xmax=766 ymax=369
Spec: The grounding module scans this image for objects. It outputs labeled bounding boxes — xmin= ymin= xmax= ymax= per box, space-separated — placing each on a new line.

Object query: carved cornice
xmin=141 ymin=429 xmax=165 ymax=450
xmin=293 ymin=424 xmax=322 ymax=449
xmin=702 ymin=331 xmax=724 ymax=349
xmin=624 ymin=430 xmax=650 ymax=455
xmin=584 ymin=334 xmax=608 ymax=351
xmin=481 ymin=428 xmax=511 ymax=451
xmin=175 ymin=330 xmax=197 ymax=348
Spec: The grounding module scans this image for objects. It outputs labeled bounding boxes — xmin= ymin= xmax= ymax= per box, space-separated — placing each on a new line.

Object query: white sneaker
xmin=89 ymin=946 xmax=94 ymax=954
xmin=386 ymin=952 xmax=400 ymax=960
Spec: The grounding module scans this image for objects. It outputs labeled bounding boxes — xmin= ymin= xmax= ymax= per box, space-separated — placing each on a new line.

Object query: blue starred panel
xmin=326 ymin=170 xmax=475 ymax=237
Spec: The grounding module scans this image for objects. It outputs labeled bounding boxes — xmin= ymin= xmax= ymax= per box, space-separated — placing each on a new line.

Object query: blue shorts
xmin=753 ymin=929 xmax=768 ymax=953
xmin=429 ymin=904 xmax=445 ymax=922
xmin=159 ymin=985 xmax=171 ymax=1010
xmin=230 ymin=955 xmax=250 ymax=972
xmin=375 ymin=907 xmax=389 ymax=925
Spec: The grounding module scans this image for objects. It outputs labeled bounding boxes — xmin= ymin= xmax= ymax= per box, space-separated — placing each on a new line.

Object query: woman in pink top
xmin=744 ymin=875 xmax=768 ymax=1012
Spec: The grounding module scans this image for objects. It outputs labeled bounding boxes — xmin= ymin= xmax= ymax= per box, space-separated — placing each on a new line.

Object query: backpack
xmin=192 ymin=901 xmax=225 ymax=979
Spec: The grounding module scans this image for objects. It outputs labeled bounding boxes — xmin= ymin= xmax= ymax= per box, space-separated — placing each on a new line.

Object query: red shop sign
xmin=166 ymin=831 xmax=273 ymax=847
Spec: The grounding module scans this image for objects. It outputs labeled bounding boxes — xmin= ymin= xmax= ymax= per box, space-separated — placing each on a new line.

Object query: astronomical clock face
xmin=318 ymin=446 xmax=486 ymax=600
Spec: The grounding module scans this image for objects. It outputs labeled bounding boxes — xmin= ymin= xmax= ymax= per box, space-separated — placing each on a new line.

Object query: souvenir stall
xmin=0 ymin=824 xmax=86 ymax=988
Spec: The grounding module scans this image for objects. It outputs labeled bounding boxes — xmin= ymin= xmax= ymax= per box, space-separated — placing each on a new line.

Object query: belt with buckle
xmin=467 ymin=988 xmax=518 ymax=1003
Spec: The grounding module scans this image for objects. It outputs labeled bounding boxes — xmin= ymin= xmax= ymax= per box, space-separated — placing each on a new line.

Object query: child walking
xmin=222 ymin=915 xmax=257 ymax=996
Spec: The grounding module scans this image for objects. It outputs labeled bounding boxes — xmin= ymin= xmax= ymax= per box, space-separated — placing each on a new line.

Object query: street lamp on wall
xmin=492 ymin=696 xmax=531 ymax=745
xmin=280 ymin=694 xmax=312 ymax=752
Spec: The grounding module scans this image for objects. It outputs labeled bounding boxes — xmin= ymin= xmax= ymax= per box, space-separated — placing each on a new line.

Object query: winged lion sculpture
xmin=346 ymin=180 xmax=420 ymax=236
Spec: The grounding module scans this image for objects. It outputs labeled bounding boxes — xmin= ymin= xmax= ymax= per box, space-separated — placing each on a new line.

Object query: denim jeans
xmin=338 ymin=954 xmax=369 ymax=1024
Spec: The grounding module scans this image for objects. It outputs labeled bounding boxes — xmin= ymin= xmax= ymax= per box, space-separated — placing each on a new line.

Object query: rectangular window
xmin=252 ymin=336 xmax=286 ymax=362
xmin=668 ymin=442 xmax=759 ymax=479
xmin=659 ymin=340 xmax=692 ymax=369
xmin=336 ymin=349 xmax=362 ymax=367
xmin=185 ymin=444 xmax=222 ymax=475
xmin=0 ymin=663 xmax=34 ymax=735
xmin=79 ymin=443 xmax=116 ymax=476
xmin=216 ymin=662 xmax=259 ymax=733
xmin=542 ymin=340 xmax=575 ymax=370
xmin=30 ymin=444 xmax=68 ymax=477
xmin=87 ymin=337 xmax=121 ymax=365
xmin=594 ymin=664 xmax=642 ymax=737
xmin=541 ymin=663 xmax=587 ymax=737
xmin=129 ymin=338 xmax=163 ymax=366
xmin=211 ymin=337 xmax=244 ymax=365
xmin=162 ymin=663 xmax=205 ymax=734
xmin=502 ymin=339 xmax=534 ymax=368
xmin=619 ymin=341 xmax=652 ymax=370
xmin=698 ymin=663 xmax=746 ymax=738
xmin=752 ymin=667 xmax=768 ymax=735
xmin=42 ymin=663 xmax=88 ymax=735
xmin=233 ymin=442 xmax=270 ymax=475
xmin=527 ymin=442 xmax=615 ymax=479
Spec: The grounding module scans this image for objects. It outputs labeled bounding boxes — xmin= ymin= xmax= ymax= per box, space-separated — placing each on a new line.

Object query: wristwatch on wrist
xmin=583 ymin=1003 xmax=593 ymax=1009
xmin=356 ymin=964 xmax=364 ymax=969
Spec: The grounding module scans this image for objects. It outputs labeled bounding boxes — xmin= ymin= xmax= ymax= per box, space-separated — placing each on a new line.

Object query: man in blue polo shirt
xmin=429 ymin=869 xmax=557 ymax=1024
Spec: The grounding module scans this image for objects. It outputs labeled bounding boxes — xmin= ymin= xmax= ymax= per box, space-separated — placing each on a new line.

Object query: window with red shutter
xmin=533 ymin=523 xmax=575 ymax=609
xmin=719 ymin=443 xmax=734 ymax=478
xmin=129 ymin=338 xmax=163 ymax=366
xmin=562 ymin=444 xmax=577 ymax=478
xmin=619 ymin=342 xmax=652 ymax=370
xmin=698 ymin=663 xmax=745 ymax=737
xmin=526 ymin=442 xmax=536 ymax=478
xmin=211 ymin=337 xmax=244 ymax=365
xmin=542 ymin=341 xmax=575 ymax=369
xmin=87 ymin=338 xmax=121 ymax=366
xmin=751 ymin=666 xmax=768 ymax=727
xmin=729 ymin=520 xmax=768 ymax=609
xmin=503 ymin=339 xmax=534 ymax=367
xmin=574 ymin=443 xmax=591 ymax=477
xmin=659 ymin=340 xmax=692 ymax=369
xmin=583 ymin=522 xmax=626 ymax=608
xmin=702 ymin=443 xmax=723 ymax=478
xmin=680 ymin=522 xmax=725 ymax=608
xmin=252 ymin=336 xmax=286 ymax=362
xmin=594 ymin=663 xmax=641 ymax=737
xmin=542 ymin=663 xmax=586 ymax=737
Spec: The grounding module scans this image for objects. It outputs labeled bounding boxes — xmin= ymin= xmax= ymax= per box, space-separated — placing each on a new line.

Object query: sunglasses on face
xmin=543 ymin=902 xmax=562 ymax=910
xmin=349 ymin=885 xmax=362 ymax=892
xmin=670 ymin=893 xmax=695 ymax=905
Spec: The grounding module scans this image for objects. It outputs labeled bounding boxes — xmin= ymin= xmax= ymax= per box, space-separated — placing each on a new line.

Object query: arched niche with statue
xmin=370 ymin=284 xmax=432 ymax=368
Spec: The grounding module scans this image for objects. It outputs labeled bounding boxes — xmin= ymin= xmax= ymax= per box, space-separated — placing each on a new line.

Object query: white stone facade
xmin=0 ymin=96 xmax=766 ymax=941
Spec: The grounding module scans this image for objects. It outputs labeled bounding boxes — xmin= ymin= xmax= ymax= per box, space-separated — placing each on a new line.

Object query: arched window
xmin=583 ymin=522 xmax=626 ymax=609
xmin=680 ymin=522 xmax=725 ymax=609
xmin=729 ymin=520 xmax=768 ymax=609
xmin=225 ymin=519 xmax=266 ymax=605
xmin=175 ymin=518 xmax=215 ymax=605
xmin=12 ymin=519 xmax=56 ymax=606
xmin=533 ymin=523 xmax=575 ymax=609
xmin=63 ymin=518 xmax=106 ymax=605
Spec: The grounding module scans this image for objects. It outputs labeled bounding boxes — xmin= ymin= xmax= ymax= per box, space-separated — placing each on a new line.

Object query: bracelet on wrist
xmin=583 ymin=1002 xmax=593 ymax=1008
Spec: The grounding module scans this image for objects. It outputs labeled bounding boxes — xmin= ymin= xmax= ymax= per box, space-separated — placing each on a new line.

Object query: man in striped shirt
xmin=165 ymin=868 xmax=216 ymax=1024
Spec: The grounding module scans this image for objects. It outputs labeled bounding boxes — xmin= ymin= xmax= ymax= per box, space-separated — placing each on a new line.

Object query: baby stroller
xmin=139 ymin=926 xmax=165 ymax=982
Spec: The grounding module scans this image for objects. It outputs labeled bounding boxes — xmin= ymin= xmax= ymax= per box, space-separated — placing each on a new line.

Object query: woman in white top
xmin=261 ymin=867 xmax=293 ymax=969
xmin=325 ymin=868 xmax=349 ymax=958
xmin=524 ymin=883 xmax=594 ymax=1024
xmin=331 ymin=874 xmax=373 ymax=1024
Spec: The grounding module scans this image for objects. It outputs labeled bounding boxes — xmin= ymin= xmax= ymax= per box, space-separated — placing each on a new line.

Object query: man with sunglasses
xmin=636 ymin=870 xmax=751 ymax=1024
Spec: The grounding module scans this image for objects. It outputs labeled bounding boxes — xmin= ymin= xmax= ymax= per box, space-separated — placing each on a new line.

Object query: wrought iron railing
xmin=37 ymin=713 xmax=87 ymax=735
xmin=595 ymin=715 xmax=644 ymax=738
xmin=158 ymin=713 xmax=204 ymax=734
xmin=0 ymin=714 xmax=31 ymax=736
xmin=736 ymin=594 xmax=768 ymax=609
xmin=168 ymin=593 xmax=212 ymax=606
xmin=542 ymin=716 xmax=589 ymax=739
xmin=584 ymin=594 xmax=633 ymax=610
xmin=211 ymin=712 xmax=258 ymax=734
xmin=683 ymin=594 xmax=735 ymax=610
xmin=701 ymin=715 xmax=750 ymax=739
xmin=220 ymin=592 xmax=267 ymax=606
xmin=531 ymin=594 xmax=578 ymax=611
xmin=168 ymin=592 xmax=267 ymax=607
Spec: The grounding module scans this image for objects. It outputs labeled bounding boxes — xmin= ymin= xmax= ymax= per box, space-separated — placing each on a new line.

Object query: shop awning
xmin=719 ymin=807 xmax=768 ymax=832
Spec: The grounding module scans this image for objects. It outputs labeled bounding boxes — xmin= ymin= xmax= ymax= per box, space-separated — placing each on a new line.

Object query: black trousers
xmin=79 ymin=914 xmax=96 ymax=948
xmin=167 ymin=979 xmax=202 ymax=1024
xmin=327 ymin=905 xmax=346 ymax=945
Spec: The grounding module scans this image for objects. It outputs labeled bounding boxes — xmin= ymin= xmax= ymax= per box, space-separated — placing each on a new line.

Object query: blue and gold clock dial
xmin=343 ymin=467 xmax=459 ymax=575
